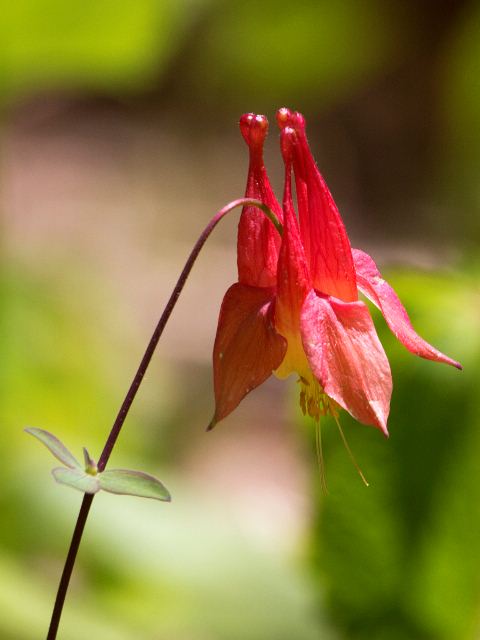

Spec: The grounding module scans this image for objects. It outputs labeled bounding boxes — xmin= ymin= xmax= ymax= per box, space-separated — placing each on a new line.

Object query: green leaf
xmin=25 ymin=427 xmax=81 ymax=469
xmin=52 ymin=467 xmax=100 ymax=494
xmin=98 ymin=469 xmax=171 ymax=501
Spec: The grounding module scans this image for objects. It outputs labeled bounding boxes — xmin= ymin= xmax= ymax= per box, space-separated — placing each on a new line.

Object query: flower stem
xmin=46 ymin=495 xmax=93 ymax=639
xmin=46 ymin=197 xmax=280 ymax=639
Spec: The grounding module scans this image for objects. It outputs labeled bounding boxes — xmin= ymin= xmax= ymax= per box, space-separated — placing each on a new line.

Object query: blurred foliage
xmin=442 ymin=1 xmax=480 ymax=243
xmin=0 ymin=0 xmax=406 ymax=110
xmin=185 ymin=0 xmax=402 ymax=111
xmin=0 ymin=0 xmax=196 ymax=102
xmin=0 ymin=261 xmax=329 ymax=639
xmin=310 ymin=266 xmax=479 ymax=640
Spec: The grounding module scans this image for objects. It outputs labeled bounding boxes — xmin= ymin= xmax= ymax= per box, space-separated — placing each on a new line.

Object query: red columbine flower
xmin=209 ymin=109 xmax=461 ymax=435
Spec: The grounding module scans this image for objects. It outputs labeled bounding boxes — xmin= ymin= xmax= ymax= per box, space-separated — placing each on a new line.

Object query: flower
xmin=209 ymin=109 xmax=461 ymax=435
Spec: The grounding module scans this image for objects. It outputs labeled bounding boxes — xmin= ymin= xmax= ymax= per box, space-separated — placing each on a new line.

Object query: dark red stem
xmin=46 ymin=197 xmax=279 ymax=639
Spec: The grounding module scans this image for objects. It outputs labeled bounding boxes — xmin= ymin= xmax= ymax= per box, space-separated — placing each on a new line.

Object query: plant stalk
xmin=46 ymin=197 xmax=281 ymax=639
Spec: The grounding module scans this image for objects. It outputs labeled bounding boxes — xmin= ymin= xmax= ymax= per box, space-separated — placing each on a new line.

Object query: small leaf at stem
xmin=25 ymin=427 xmax=81 ymax=469
xmin=83 ymin=447 xmax=98 ymax=475
xmin=52 ymin=467 xmax=101 ymax=494
xmin=98 ymin=469 xmax=171 ymax=501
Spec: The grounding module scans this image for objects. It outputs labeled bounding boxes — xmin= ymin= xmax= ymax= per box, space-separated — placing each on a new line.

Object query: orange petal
xmin=301 ymin=291 xmax=392 ymax=434
xmin=210 ymin=283 xmax=287 ymax=428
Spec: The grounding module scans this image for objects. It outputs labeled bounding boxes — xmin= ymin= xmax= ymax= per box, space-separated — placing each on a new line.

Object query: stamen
xmin=297 ymin=375 xmax=331 ymax=422
xmin=333 ymin=415 xmax=369 ymax=487
xmin=296 ymin=375 xmax=331 ymax=492
xmin=315 ymin=420 xmax=328 ymax=494
xmin=296 ymin=375 xmax=368 ymax=488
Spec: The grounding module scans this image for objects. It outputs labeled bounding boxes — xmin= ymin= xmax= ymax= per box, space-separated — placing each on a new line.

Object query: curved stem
xmin=46 ymin=197 xmax=281 ymax=639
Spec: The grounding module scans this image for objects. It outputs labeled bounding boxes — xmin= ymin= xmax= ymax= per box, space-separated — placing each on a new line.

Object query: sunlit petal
xmin=210 ymin=283 xmax=287 ymax=428
xmin=277 ymin=108 xmax=357 ymax=302
xmin=301 ymin=291 xmax=392 ymax=434
xmin=353 ymin=249 xmax=461 ymax=369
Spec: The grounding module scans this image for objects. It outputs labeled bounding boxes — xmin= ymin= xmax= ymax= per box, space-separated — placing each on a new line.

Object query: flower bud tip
xmin=291 ymin=110 xmax=306 ymax=130
xmin=276 ymin=107 xmax=291 ymax=129
xmin=239 ymin=113 xmax=268 ymax=150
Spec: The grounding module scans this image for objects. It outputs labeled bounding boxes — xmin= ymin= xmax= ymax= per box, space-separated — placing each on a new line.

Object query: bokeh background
xmin=0 ymin=1 xmax=478 ymax=638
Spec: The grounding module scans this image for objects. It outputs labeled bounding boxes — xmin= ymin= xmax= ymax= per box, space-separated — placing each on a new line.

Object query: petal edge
xmin=301 ymin=291 xmax=392 ymax=434
xmin=353 ymin=249 xmax=462 ymax=370
xmin=210 ymin=283 xmax=287 ymax=428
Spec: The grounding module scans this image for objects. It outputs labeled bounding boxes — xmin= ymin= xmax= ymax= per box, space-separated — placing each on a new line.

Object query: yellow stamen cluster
xmin=298 ymin=375 xmax=338 ymax=422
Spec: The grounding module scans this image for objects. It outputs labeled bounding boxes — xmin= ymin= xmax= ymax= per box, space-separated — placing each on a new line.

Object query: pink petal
xmin=210 ymin=283 xmax=287 ymax=428
xmin=237 ymin=114 xmax=283 ymax=288
xmin=352 ymin=249 xmax=462 ymax=369
xmin=301 ymin=291 xmax=392 ymax=434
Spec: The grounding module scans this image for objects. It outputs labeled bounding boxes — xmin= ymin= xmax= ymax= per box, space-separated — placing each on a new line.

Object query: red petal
xmin=237 ymin=114 xmax=283 ymax=288
xmin=352 ymin=249 xmax=462 ymax=369
xmin=301 ymin=291 xmax=392 ymax=434
xmin=280 ymin=111 xmax=357 ymax=302
xmin=275 ymin=129 xmax=311 ymax=342
xmin=210 ymin=283 xmax=287 ymax=428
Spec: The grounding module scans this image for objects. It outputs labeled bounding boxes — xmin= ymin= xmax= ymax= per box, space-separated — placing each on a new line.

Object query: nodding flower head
xmin=209 ymin=108 xmax=461 ymax=435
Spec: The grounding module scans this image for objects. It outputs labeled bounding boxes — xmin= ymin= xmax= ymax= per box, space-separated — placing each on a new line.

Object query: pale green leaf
xmin=52 ymin=467 xmax=100 ymax=494
xmin=25 ymin=427 xmax=81 ymax=469
xmin=99 ymin=469 xmax=171 ymax=501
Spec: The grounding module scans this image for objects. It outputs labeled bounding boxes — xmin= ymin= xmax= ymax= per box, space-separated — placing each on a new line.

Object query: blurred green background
xmin=0 ymin=1 xmax=478 ymax=638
